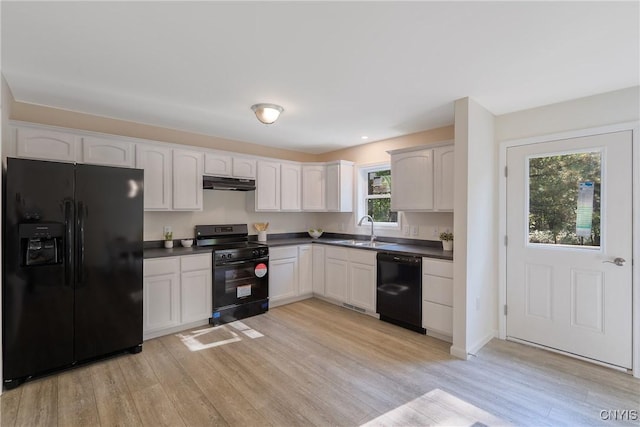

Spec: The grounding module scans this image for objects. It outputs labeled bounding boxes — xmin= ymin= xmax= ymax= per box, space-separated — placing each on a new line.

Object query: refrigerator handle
xmin=77 ymin=201 xmax=85 ymax=285
xmin=64 ymin=199 xmax=74 ymax=287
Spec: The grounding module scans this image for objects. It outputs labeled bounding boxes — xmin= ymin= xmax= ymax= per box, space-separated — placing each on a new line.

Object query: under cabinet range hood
xmin=203 ymin=175 xmax=256 ymax=191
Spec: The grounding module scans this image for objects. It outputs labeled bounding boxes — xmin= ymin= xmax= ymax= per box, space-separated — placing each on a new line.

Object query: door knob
xmin=602 ymin=257 xmax=626 ymax=266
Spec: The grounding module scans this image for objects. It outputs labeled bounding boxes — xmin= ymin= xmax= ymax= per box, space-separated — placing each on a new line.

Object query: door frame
xmin=498 ymin=121 xmax=640 ymax=377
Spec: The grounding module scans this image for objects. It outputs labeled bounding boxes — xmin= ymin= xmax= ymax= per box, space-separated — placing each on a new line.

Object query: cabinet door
xmin=81 ymin=136 xmax=134 ymax=167
xmin=391 ymin=149 xmax=434 ymax=211
xmin=326 ymin=162 xmax=353 ymax=212
xmin=181 ymin=269 xmax=212 ymax=323
xmin=349 ymin=262 xmax=376 ymax=312
xmin=173 ymin=149 xmax=203 ymax=210
xmin=423 ymin=301 xmax=453 ymax=335
xmin=324 ymin=257 xmax=348 ymax=302
xmin=302 ymin=165 xmax=326 ymax=211
xmin=312 ymin=245 xmax=326 ymax=295
xmin=281 ymin=163 xmax=302 ymax=211
xmin=136 ymin=144 xmax=172 ymax=210
xmin=233 ymin=157 xmax=257 ymax=179
xmin=269 ymin=257 xmax=299 ymax=303
xmin=256 ymin=160 xmax=281 ymax=211
xmin=298 ymin=245 xmax=313 ymax=295
xmin=204 ymin=153 xmax=232 ymax=176
xmin=434 ymin=145 xmax=454 ymax=211
xmin=16 ymin=127 xmax=77 ymax=162
xmin=143 ymin=273 xmax=180 ymax=333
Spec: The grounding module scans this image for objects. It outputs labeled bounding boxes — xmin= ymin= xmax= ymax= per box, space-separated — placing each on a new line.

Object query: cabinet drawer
xmin=423 ymin=301 xmax=453 ymax=335
xmin=181 ymin=253 xmax=211 ymax=272
xmin=422 ymin=258 xmax=453 ymax=278
xmin=144 ymin=257 xmax=179 ymax=277
xmin=270 ymin=246 xmax=298 ymax=260
xmin=325 ymin=246 xmax=349 ymax=261
xmin=348 ymin=248 xmax=376 ymax=265
xmin=423 ymin=275 xmax=453 ymax=306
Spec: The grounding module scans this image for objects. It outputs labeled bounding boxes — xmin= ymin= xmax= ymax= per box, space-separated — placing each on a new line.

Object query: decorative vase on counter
xmin=257 ymin=231 xmax=267 ymax=242
xmin=442 ymin=240 xmax=453 ymax=251
xmin=164 ymin=240 xmax=174 ymax=249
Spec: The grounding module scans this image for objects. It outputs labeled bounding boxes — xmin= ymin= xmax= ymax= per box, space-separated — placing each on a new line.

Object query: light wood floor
xmin=2 ymin=298 xmax=639 ymax=426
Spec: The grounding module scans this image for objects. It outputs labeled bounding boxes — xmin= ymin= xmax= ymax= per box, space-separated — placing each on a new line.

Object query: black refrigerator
xmin=3 ymin=158 xmax=144 ymax=388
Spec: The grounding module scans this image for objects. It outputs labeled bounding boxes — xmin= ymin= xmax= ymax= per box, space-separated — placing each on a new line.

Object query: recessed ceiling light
xmin=361 ymin=136 xmax=369 ymax=140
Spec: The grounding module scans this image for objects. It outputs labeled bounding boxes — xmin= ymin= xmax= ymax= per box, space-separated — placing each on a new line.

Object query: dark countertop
xmin=144 ymin=234 xmax=453 ymax=261
xmin=144 ymin=246 xmax=212 ymax=259
xmin=260 ymin=237 xmax=454 ymax=260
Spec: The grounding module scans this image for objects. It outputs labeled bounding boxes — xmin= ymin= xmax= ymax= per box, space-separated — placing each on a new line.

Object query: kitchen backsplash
xmin=144 ymin=189 xmax=453 ymax=242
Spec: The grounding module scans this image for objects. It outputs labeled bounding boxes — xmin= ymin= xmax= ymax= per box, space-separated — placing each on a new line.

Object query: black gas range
xmin=196 ymin=224 xmax=269 ymax=326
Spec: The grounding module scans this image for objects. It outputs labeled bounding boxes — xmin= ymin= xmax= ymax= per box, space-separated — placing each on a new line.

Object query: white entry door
xmin=506 ymin=131 xmax=632 ymax=369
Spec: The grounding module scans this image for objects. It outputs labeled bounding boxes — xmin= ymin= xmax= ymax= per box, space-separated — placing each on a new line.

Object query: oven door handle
xmin=217 ymin=257 xmax=269 ymax=267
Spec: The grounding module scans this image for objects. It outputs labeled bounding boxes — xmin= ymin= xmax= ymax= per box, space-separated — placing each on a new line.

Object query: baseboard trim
xmin=468 ymin=330 xmax=498 ymax=355
xmin=450 ymin=346 xmax=469 ymax=360
xmin=143 ymin=319 xmax=210 ymax=341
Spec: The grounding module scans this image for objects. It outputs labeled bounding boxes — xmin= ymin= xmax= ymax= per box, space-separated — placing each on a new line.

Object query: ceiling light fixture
xmin=361 ymin=136 xmax=369 ymax=140
xmin=251 ymin=103 xmax=284 ymax=124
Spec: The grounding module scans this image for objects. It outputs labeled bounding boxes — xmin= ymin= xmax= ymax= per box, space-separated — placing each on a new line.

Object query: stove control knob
xmin=252 ymin=249 xmax=259 ymax=257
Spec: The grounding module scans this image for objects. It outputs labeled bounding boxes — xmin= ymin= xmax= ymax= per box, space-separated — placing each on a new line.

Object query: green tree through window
xmin=529 ymin=152 xmax=601 ymax=246
xmin=366 ymin=169 xmax=397 ymax=223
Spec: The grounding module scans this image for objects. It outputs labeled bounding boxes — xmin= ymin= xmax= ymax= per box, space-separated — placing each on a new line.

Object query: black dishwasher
xmin=376 ymin=252 xmax=425 ymax=334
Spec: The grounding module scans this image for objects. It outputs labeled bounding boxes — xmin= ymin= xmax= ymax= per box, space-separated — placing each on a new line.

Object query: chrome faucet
xmin=358 ymin=215 xmax=376 ymax=242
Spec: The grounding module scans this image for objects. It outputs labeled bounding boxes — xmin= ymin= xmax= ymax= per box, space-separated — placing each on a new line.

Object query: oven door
xmin=213 ymin=257 xmax=269 ymax=309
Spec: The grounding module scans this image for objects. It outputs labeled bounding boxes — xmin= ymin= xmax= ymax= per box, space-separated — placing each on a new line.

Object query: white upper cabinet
xmin=232 ymin=157 xmax=257 ymax=179
xmin=204 ymin=153 xmax=232 ymax=176
xmin=172 ymin=149 xmax=203 ymax=210
xmin=302 ymin=164 xmax=326 ymax=211
xmin=280 ymin=163 xmax=302 ymax=211
xmin=389 ymin=142 xmax=453 ymax=212
xmin=256 ymin=160 xmax=281 ymax=211
xmin=326 ymin=160 xmax=353 ymax=212
xmin=81 ymin=136 xmax=134 ymax=167
xmin=16 ymin=127 xmax=77 ymax=162
xmin=136 ymin=144 xmax=173 ymax=210
xmin=390 ymin=147 xmax=434 ymax=211
xmin=204 ymin=153 xmax=256 ymax=179
xmin=433 ymin=145 xmax=455 ymax=211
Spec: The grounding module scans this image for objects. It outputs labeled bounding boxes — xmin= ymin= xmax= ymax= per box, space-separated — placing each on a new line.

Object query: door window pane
xmin=528 ymin=152 xmax=601 ymax=247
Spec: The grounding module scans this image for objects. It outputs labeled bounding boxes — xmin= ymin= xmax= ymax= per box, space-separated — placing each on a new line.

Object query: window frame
xmin=356 ymin=162 xmax=401 ymax=231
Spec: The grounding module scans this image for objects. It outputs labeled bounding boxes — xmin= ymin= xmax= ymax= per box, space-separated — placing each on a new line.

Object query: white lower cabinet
xmin=143 ymin=253 xmax=212 ymax=340
xmin=269 ymin=246 xmax=299 ymax=304
xmin=422 ymin=258 xmax=454 ymax=338
xmin=312 ymin=245 xmax=326 ymax=295
xmin=323 ymin=246 xmax=376 ymax=314
xmin=298 ymin=245 xmax=313 ymax=295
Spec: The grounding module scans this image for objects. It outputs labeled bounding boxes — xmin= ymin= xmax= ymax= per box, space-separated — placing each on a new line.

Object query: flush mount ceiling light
xmin=251 ymin=103 xmax=284 ymax=125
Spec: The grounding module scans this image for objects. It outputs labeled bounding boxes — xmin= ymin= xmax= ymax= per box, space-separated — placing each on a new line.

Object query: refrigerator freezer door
xmin=3 ymin=158 xmax=75 ymax=381
xmin=73 ymin=164 xmax=144 ymax=361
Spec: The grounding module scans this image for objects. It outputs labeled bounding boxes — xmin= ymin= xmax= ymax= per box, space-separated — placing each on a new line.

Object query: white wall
xmin=451 ymin=97 xmax=498 ymax=359
xmin=144 ymin=190 xmax=318 ymax=241
xmin=496 ymin=86 xmax=639 ymax=142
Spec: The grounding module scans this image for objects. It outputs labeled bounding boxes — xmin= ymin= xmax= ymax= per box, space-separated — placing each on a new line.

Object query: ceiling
xmin=2 ymin=2 xmax=638 ymax=154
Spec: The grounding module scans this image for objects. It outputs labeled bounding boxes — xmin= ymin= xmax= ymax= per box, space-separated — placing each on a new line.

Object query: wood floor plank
xmin=131 ymin=383 xmax=186 ymax=427
xmin=161 ymin=330 xmax=271 ymax=426
xmin=0 ymin=385 xmax=22 ymax=427
xmin=89 ymin=359 xmax=142 ymax=426
xmin=142 ymin=338 xmax=228 ymax=426
xmin=13 ymin=377 xmax=57 ymax=427
xmin=57 ymin=365 xmax=99 ymax=427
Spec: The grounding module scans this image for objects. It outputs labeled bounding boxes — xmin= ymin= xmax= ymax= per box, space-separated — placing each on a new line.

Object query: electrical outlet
xmin=432 ymin=226 xmax=440 ymax=239
xmin=411 ymin=226 xmax=419 ymax=236
xmin=476 ymin=296 xmax=480 ymax=311
xmin=403 ymin=225 xmax=410 ymax=236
